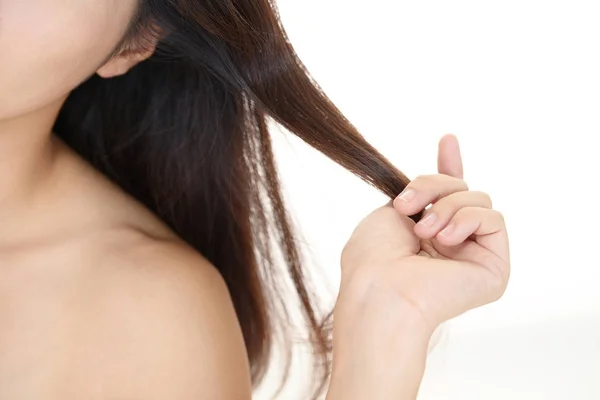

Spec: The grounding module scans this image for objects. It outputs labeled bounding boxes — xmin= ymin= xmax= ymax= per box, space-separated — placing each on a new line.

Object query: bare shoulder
xmin=81 ymin=234 xmax=253 ymax=399
xmin=14 ymin=141 xmax=254 ymax=398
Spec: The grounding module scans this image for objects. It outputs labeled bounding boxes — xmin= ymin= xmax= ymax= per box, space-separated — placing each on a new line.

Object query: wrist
xmin=328 ymin=297 xmax=432 ymax=400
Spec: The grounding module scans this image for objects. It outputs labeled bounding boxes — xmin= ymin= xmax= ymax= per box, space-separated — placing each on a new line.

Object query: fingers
xmin=394 ymin=134 xmax=464 ymax=216
xmin=393 ymin=174 xmax=468 ymax=215
xmin=435 ymin=207 xmax=504 ymax=243
xmin=414 ymin=191 xmax=492 ymax=239
xmin=433 ymin=207 xmax=510 ymax=265
xmin=437 ymin=134 xmax=463 ymax=179
xmin=394 ymin=175 xmax=509 ymax=266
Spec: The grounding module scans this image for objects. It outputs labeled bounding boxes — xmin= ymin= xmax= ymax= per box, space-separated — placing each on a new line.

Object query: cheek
xmin=0 ymin=0 xmax=132 ymax=119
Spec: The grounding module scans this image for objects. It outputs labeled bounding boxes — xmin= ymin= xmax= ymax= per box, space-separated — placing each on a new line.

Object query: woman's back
xmin=0 ymin=137 xmax=252 ymax=398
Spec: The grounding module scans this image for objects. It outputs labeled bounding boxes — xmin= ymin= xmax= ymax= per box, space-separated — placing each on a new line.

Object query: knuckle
xmin=451 ymin=206 xmax=472 ymax=220
xmin=488 ymin=209 xmax=506 ymax=225
xmin=434 ymin=191 xmax=467 ymax=210
xmin=453 ymin=204 xmax=502 ymax=223
xmin=437 ymin=175 xmax=469 ymax=194
xmin=409 ymin=174 xmax=469 ymax=197
xmin=408 ymin=174 xmax=434 ymax=189
xmin=428 ymin=198 xmax=457 ymax=218
xmin=473 ymin=191 xmax=493 ymax=208
xmin=490 ymin=274 xmax=509 ymax=301
xmin=456 ymin=178 xmax=469 ymax=191
xmin=414 ymin=174 xmax=436 ymax=182
xmin=496 ymin=210 xmax=506 ymax=224
xmin=483 ymin=255 xmax=510 ymax=298
xmin=438 ymin=174 xmax=469 ymax=190
xmin=432 ymin=191 xmax=491 ymax=217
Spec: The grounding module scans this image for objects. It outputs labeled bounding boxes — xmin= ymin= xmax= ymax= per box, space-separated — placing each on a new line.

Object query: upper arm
xmin=91 ymin=238 xmax=253 ymax=399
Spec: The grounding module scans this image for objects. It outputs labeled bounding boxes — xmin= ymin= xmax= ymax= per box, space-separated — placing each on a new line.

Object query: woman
xmin=0 ymin=0 xmax=510 ymax=398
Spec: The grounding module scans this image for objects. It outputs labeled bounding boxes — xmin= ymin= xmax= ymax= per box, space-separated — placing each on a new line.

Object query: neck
xmin=0 ymin=98 xmax=66 ymax=233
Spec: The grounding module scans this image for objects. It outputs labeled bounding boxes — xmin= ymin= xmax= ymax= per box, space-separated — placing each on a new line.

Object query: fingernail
xmin=418 ymin=212 xmax=437 ymax=227
xmin=439 ymin=222 xmax=455 ymax=236
xmin=396 ymin=189 xmax=415 ymax=203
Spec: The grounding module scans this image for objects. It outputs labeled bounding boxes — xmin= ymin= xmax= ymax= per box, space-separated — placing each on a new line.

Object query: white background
xmin=257 ymin=1 xmax=600 ymax=399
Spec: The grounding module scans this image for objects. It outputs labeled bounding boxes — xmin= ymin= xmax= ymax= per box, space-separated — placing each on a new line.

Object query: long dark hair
xmin=54 ymin=0 xmax=419 ymax=397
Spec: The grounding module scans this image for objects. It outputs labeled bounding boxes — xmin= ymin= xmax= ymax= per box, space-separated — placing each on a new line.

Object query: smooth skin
xmin=329 ymin=134 xmax=509 ymax=399
xmin=1 ymin=0 xmax=508 ymax=397
xmin=0 ymin=0 xmax=250 ymax=398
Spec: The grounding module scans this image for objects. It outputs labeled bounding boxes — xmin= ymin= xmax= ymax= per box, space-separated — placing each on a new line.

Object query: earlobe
xmin=96 ymin=39 xmax=158 ymax=79
xmin=96 ymin=57 xmax=130 ymax=78
xmin=96 ymin=21 xmax=162 ymax=78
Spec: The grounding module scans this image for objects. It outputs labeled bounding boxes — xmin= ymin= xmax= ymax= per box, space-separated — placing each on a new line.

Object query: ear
xmin=96 ymin=30 xmax=160 ymax=78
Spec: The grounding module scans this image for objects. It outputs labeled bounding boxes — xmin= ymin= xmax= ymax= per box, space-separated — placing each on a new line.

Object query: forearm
xmin=326 ymin=290 xmax=433 ymax=400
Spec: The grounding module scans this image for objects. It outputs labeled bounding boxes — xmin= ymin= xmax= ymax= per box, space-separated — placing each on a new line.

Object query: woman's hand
xmin=327 ymin=134 xmax=510 ymax=400
xmin=338 ymin=134 xmax=510 ymax=333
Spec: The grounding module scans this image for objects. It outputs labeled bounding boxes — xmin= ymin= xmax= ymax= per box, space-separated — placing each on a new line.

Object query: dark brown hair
xmin=54 ymin=0 xmax=419 ymax=397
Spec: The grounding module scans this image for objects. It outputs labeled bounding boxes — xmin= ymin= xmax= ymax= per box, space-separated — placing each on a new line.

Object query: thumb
xmin=437 ymin=134 xmax=464 ymax=179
